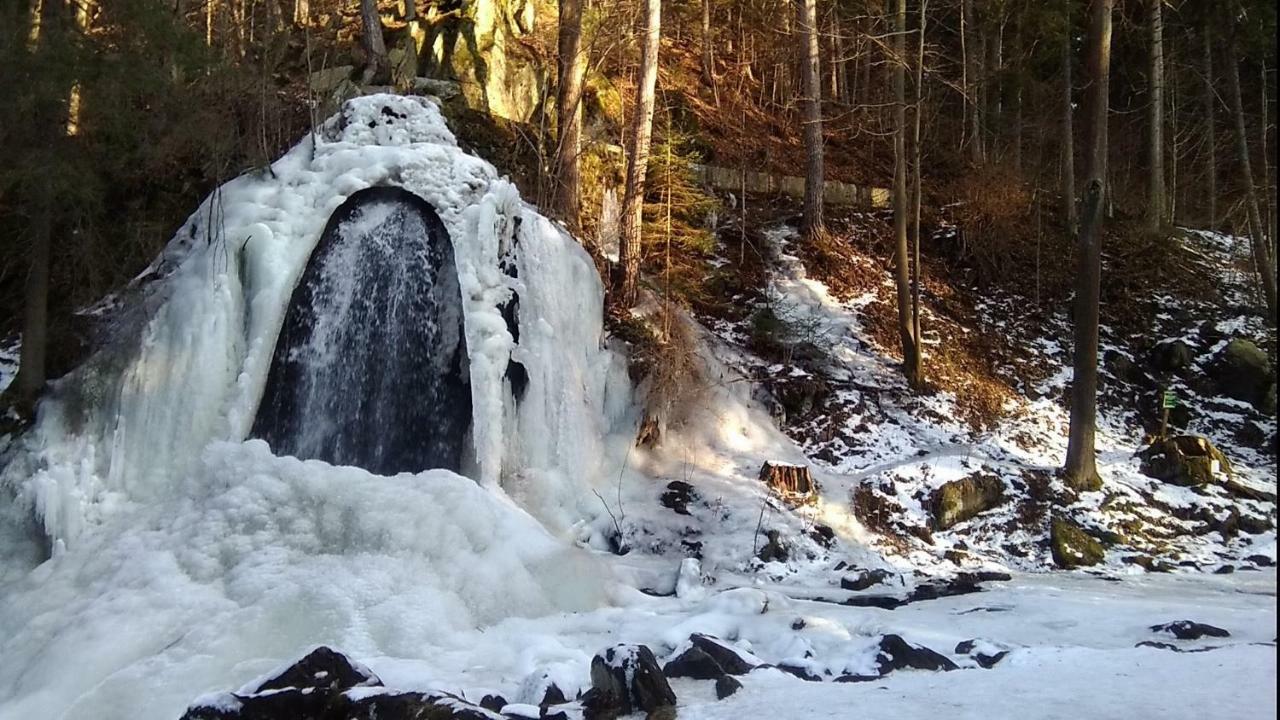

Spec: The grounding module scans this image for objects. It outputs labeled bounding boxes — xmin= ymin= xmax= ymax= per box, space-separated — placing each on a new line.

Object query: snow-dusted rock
xmin=585 ymin=644 xmax=676 ymax=718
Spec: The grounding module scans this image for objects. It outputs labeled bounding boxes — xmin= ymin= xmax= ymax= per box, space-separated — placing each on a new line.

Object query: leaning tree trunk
xmin=1147 ymin=0 xmax=1165 ymax=230
xmin=1202 ymin=22 xmax=1216 ymax=230
xmin=1224 ymin=26 xmax=1278 ymax=325
xmin=798 ymin=0 xmax=825 ymax=241
xmin=1061 ymin=0 xmax=1077 ymax=234
xmin=892 ymin=0 xmax=920 ymax=388
xmin=1063 ymin=0 xmax=1113 ymax=493
xmin=553 ymin=0 xmax=587 ymax=235
xmin=618 ymin=0 xmax=662 ymax=306
xmin=359 ymin=0 xmax=388 ymax=84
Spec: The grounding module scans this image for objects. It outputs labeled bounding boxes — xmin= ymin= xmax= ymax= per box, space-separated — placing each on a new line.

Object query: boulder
xmin=1104 ymin=349 xmax=1141 ymax=384
xmin=1209 ymin=338 xmax=1276 ymax=414
xmin=663 ymin=646 xmax=726 ymax=680
xmin=585 ymin=644 xmax=676 ymax=719
xmin=250 ymin=646 xmax=380 ymax=695
xmin=1138 ymin=435 xmax=1232 ymax=487
xmin=954 ymin=639 xmax=1010 ymax=668
xmin=756 ymin=529 xmax=788 ymax=563
xmin=714 ymin=675 xmax=742 ymax=699
xmin=1050 ymin=518 xmax=1104 ymax=569
xmin=930 ymin=474 xmax=1005 ymax=530
xmin=840 ymin=568 xmax=894 ymax=591
xmin=1149 ymin=340 xmax=1195 ymax=374
xmin=872 ymin=634 xmax=958 ymax=675
xmin=660 ymin=480 xmax=696 ymax=515
xmin=1150 ymin=621 xmax=1230 ymax=640
xmin=326 ymin=690 xmax=501 ymax=720
xmin=688 ymin=634 xmax=758 ymax=675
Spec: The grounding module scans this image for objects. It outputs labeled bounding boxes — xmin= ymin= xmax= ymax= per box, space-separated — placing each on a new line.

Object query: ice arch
xmin=250 ymin=186 xmax=471 ymax=475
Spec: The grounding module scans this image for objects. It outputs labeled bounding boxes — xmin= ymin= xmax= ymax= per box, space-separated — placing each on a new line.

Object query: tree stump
xmin=759 ymin=461 xmax=818 ymax=505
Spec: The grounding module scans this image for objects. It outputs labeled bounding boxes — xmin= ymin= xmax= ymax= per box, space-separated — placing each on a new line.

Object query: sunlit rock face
xmin=251 ymin=186 xmax=471 ymax=474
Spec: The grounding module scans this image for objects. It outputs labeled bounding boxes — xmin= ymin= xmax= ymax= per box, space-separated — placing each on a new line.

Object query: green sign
xmin=1162 ymin=390 xmax=1177 ymax=409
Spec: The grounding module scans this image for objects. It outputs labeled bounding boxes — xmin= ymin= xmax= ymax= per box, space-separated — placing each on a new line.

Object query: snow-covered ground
xmin=0 ymin=95 xmax=1274 ymax=719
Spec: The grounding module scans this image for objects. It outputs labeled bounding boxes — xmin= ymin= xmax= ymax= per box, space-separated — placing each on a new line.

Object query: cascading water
xmin=250 ymin=186 xmax=471 ymax=475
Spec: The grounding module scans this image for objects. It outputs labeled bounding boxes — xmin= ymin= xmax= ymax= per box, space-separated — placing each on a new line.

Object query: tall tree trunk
xmin=701 ymin=0 xmax=714 ymax=85
xmin=985 ymin=12 xmax=1002 ymax=155
xmin=1061 ymin=0 xmax=1077 ymax=233
xmin=619 ymin=0 xmax=662 ymax=306
xmin=1010 ymin=12 xmax=1023 ymax=173
xmin=553 ymin=0 xmax=586 ymax=235
xmin=1225 ymin=23 xmax=1278 ymax=324
xmin=1261 ymin=64 xmax=1275 ymax=253
xmin=799 ymin=0 xmax=825 ymax=241
xmin=12 ymin=183 xmax=51 ymax=415
xmin=359 ymin=0 xmax=388 ymax=84
xmin=1063 ymin=0 xmax=1113 ymax=493
xmin=911 ymin=0 xmax=928 ymax=359
xmin=1202 ymin=22 xmax=1216 ymax=230
xmin=1147 ymin=0 xmax=1165 ymax=230
xmin=892 ymin=0 xmax=920 ymax=387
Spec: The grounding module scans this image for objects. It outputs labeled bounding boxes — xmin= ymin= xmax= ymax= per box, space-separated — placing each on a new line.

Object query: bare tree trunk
xmin=359 ymin=0 xmax=388 ymax=84
xmin=619 ymin=0 xmax=662 ymax=306
xmin=1262 ymin=64 xmax=1275 ymax=252
xmin=553 ymin=0 xmax=586 ymax=235
xmin=911 ymin=0 xmax=928 ymax=360
xmin=1063 ymin=0 xmax=1113 ymax=493
xmin=1010 ymin=12 xmax=1023 ymax=173
xmin=892 ymin=0 xmax=920 ymax=388
xmin=799 ymin=0 xmax=825 ymax=241
xmin=701 ymin=0 xmax=714 ymax=85
xmin=1202 ymin=22 xmax=1216 ymax=230
xmin=1061 ymin=0 xmax=1077 ymax=233
xmin=835 ymin=8 xmax=850 ymax=105
xmin=11 ymin=165 xmax=52 ymax=416
xmin=1225 ymin=24 xmax=1278 ymax=324
xmin=1147 ymin=0 xmax=1165 ymax=230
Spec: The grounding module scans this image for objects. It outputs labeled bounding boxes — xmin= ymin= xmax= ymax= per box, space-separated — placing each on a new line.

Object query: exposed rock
xmin=1104 ymin=349 xmax=1141 ymax=383
xmin=1246 ymin=554 xmax=1275 ymax=567
xmin=327 ymin=690 xmax=501 ymax=720
xmin=1138 ymin=435 xmax=1232 ymax=487
xmin=1149 ymin=340 xmax=1195 ymax=374
xmin=1209 ymin=338 xmax=1276 ymax=414
xmin=585 ymin=644 xmax=676 ymax=719
xmin=840 ymin=568 xmax=894 ymax=591
xmin=931 ymin=473 xmax=1005 ymax=530
xmin=872 ymin=634 xmax=959 ymax=674
xmin=689 ymin=634 xmax=758 ymax=675
xmin=663 ymin=646 xmax=725 ymax=680
xmin=774 ymin=663 xmax=824 ymax=682
xmin=954 ymin=639 xmax=1010 ymax=668
xmin=660 ymin=480 xmax=697 ymax=515
xmin=1151 ymin=621 xmax=1230 ymax=640
xmin=714 ymin=675 xmax=742 ymax=699
xmin=479 ymin=695 xmax=507 ymax=713
xmin=759 ymin=461 xmax=818 ymax=504
xmin=807 ymin=523 xmax=836 ymax=548
xmin=251 ymin=646 xmax=381 ymax=695
xmin=1050 ymin=518 xmax=1105 ymax=569
xmin=756 ymin=529 xmax=788 ymax=563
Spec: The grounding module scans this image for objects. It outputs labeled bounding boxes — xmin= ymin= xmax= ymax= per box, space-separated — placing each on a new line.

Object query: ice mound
xmin=0 ymin=94 xmax=632 ymax=720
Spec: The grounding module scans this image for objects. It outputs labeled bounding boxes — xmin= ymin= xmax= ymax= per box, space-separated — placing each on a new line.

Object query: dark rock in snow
xmin=663 ymin=646 xmax=726 ymax=680
xmin=931 ymin=473 xmax=1005 ymax=530
xmin=1246 ymin=554 xmax=1275 ymax=567
xmin=660 ymin=481 xmax=697 ymax=515
xmin=873 ymin=634 xmax=959 ymax=675
xmin=843 ymin=594 xmax=907 ymax=610
xmin=954 ymin=639 xmax=1009 ymax=668
xmin=808 ymin=523 xmax=836 ymax=548
xmin=1050 ymin=518 xmax=1105 ymax=569
xmin=1214 ymin=564 xmax=1236 ymax=574
xmin=1104 ymin=349 xmax=1141 ymax=384
xmin=1209 ymin=338 xmax=1276 ymax=414
xmin=714 ymin=675 xmax=743 ymax=699
xmin=774 ymin=663 xmax=824 ymax=682
xmin=479 ymin=695 xmax=507 ymax=713
xmin=327 ymin=690 xmax=501 ymax=720
xmin=1151 ymin=621 xmax=1230 ymax=640
xmin=538 ymin=683 xmax=567 ymax=707
xmin=956 ymin=570 xmax=1013 ymax=584
xmin=840 ymin=568 xmax=894 ymax=591
xmin=689 ymin=634 xmax=758 ymax=675
xmin=1149 ymin=340 xmax=1195 ymax=374
xmin=1237 ymin=513 xmax=1274 ymax=534
xmin=250 ymin=646 xmax=381 ymax=695
xmin=757 ymin=529 xmax=788 ymax=563
xmin=585 ymin=644 xmax=676 ymax=719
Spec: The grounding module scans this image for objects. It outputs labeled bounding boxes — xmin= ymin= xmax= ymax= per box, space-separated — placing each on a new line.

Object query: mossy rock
xmin=1050 ymin=518 xmax=1105 ymax=569
xmin=931 ymin=474 xmax=1006 ymax=531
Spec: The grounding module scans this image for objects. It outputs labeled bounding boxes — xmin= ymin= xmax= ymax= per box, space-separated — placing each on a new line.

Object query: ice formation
xmin=0 ymin=95 xmax=633 ymax=720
